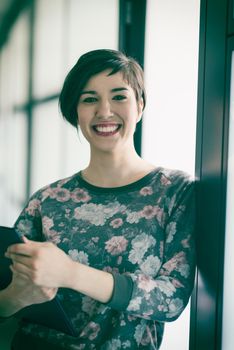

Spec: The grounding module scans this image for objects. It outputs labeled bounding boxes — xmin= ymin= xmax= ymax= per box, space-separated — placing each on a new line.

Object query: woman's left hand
xmin=5 ymin=236 xmax=74 ymax=289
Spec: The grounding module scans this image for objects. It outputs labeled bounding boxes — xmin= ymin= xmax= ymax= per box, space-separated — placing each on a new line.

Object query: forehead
xmin=82 ymin=70 xmax=131 ymax=90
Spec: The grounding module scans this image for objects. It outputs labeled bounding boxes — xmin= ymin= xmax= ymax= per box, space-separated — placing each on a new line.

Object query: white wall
xmin=143 ymin=0 xmax=200 ymax=175
xmin=142 ymin=1 xmax=200 ymax=349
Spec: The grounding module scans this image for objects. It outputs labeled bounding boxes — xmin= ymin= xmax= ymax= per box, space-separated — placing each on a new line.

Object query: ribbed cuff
xmin=106 ymin=273 xmax=133 ymax=311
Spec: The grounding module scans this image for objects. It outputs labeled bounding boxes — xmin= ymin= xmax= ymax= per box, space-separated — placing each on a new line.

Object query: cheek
xmin=125 ymin=105 xmax=141 ymax=123
xmin=77 ymin=107 xmax=87 ymax=124
xmin=117 ymin=103 xmax=135 ymax=116
xmin=77 ymin=117 xmax=86 ymax=132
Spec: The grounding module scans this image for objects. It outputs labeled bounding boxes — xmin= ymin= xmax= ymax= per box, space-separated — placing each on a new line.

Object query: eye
xmin=81 ymin=96 xmax=98 ymax=103
xmin=113 ymin=95 xmax=127 ymax=101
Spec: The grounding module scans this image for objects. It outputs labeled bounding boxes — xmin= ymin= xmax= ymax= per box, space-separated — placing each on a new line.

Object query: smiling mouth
xmin=92 ymin=124 xmax=122 ymax=136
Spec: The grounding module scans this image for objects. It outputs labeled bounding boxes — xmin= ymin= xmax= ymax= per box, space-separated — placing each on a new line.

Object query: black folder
xmin=0 ymin=226 xmax=77 ymax=336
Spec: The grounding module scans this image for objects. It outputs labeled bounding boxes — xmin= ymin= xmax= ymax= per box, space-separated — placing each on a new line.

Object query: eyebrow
xmin=80 ymin=87 xmax=129 ymax=95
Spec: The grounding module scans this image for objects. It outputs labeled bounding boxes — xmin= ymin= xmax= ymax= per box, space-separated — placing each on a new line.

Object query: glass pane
xmin=33 ymin=0 xmax=119 ymax=98
xmin=8 ymin=10 xmax=29 ymax=105
xmin=0 ymin=11 xmax=29 ymax=108
xmin=0 ymin=45 xmax=11 ymax=112
xmin=0 ymin=12 xmax=29 ymax=226
xmin=67 ymin=0 xmax=118 ymax=68
xmin=143 ymin=1 xmax=200 ymax=349
xmin=33 ymin=0 xmax=65 ymax=98
xmin=0 ymin=112 xmax=27 ymax=226
xmin=30 ymin=101 xmax=90 ymax=194
xmin=222 ymin=52 xmax=234 ymax=350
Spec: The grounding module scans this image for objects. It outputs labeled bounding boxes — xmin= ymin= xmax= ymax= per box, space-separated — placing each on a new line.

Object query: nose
xmin=96 ymin=99 xmax=113 ymax=119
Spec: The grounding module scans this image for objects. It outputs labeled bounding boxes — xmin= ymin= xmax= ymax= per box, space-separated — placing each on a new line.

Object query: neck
xmin=82 ymin=148 xmax=155 ymax=187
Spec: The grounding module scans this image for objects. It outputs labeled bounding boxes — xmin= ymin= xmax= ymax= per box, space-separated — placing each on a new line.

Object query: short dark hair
xmin=59 ymin=49 xmax=146 ymax=128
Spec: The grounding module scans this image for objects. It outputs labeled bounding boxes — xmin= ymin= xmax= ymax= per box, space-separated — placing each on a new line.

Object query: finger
xmin=7 ymin=242 xmax=36 ymax=257
xmin=10 ymin=264 xmax=30 ymax=279
xmin=22 ymin=236 xmax=30 ymax=243
xmin=5 ymin=253 xmax=31 ymax=267
xmin=5 ymin=251 xmax=31 ymax=259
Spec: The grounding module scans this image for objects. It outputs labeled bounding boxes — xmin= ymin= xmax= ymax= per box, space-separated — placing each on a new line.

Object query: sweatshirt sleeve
xmin=107 ymin=179 xmax=196 ymax=322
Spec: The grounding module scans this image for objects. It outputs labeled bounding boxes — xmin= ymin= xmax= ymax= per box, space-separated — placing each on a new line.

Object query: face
xmin=77 ymin=70 xmax=143 ymax=155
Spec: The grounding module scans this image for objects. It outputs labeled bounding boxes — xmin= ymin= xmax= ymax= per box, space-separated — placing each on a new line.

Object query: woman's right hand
xmin=0 ymin=272 xmax=58 ymax=317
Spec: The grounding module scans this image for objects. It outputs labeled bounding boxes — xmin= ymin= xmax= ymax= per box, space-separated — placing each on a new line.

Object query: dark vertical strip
xmin=189 ymin=1 xmax=207 ymax=347
xmin=219 ymin=35 xmax=234 ymax=350
xmin=26 ymin=0 xmax=35 ymax=198
xmin=228 ymin=0 xmax=234 ymax=35
xmin=190 ymin=0 xmax=228 ymax=349
xmin=118 ymin=0 xmax=146 ymax=156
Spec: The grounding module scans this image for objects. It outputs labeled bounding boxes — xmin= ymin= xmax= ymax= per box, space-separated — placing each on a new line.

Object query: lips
xmin=92 ymin=123 xmax=121 ymax=136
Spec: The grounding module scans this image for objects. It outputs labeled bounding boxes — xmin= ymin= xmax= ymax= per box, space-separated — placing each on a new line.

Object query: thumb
xmin=22 ymin=235 xmax=30 ymax=244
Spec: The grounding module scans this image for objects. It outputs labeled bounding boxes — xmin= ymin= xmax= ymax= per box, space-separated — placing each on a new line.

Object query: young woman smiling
xmin=0 ymin=49 xmax=196 ymax=350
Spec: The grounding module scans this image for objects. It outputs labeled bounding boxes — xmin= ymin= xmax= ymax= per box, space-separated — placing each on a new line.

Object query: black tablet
xmin=0 ymin=226 xmax=23 ymax=289
xmin=0 ymin=226 xmax=77 ymax=337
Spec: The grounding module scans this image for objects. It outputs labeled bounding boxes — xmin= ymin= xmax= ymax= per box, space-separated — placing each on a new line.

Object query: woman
xmin=0 ymin=49 xmax=196 ymax=349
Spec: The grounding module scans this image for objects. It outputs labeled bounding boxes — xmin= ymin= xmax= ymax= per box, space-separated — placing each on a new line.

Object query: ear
xmin=137 ymin=97 xmax=144 ymax=123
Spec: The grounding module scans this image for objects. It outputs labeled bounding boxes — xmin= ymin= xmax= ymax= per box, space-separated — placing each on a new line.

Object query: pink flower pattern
xmin=80 ymin=322 xmax=100 ymax=341
xmin=51 ymin=188 xmax=71 ymax=202
xmin=110 ymin=218 xmax=123 ymax=228
xmin=138 ymin=274 xmax=157 ymax=293
xmin=105 ymin=236 xmax=128 ymax=255
xmin=141 ymin=205 xmax=158 ymax=219
xmin=140 ymin=186 xmax=153 ymax=196
xmin=25 ymin=199 xmax=41 ymax=216
xmin=42 ymin=216 xmax=54 ymax=232
xmin=14 ymin=167 xmax=195 ymax=349
xmin=71 ymin=188 xmax=91 ymax=203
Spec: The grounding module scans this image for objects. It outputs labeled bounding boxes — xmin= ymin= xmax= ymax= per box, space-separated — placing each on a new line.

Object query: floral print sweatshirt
xmin=14 ymin=167 xmax=196 ymax=349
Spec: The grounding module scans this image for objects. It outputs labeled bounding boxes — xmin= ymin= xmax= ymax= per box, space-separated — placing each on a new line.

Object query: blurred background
xmin=0 ymin=0 xmax=201 ymax=349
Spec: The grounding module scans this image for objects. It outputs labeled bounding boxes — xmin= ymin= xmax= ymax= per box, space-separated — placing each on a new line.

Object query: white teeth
xmin=95 ymin=125 xmax=119 ymax=133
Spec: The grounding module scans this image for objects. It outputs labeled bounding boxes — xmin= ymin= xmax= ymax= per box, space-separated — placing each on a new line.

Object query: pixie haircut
xmin=59 ymin=49 xmax=146 ymax=128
